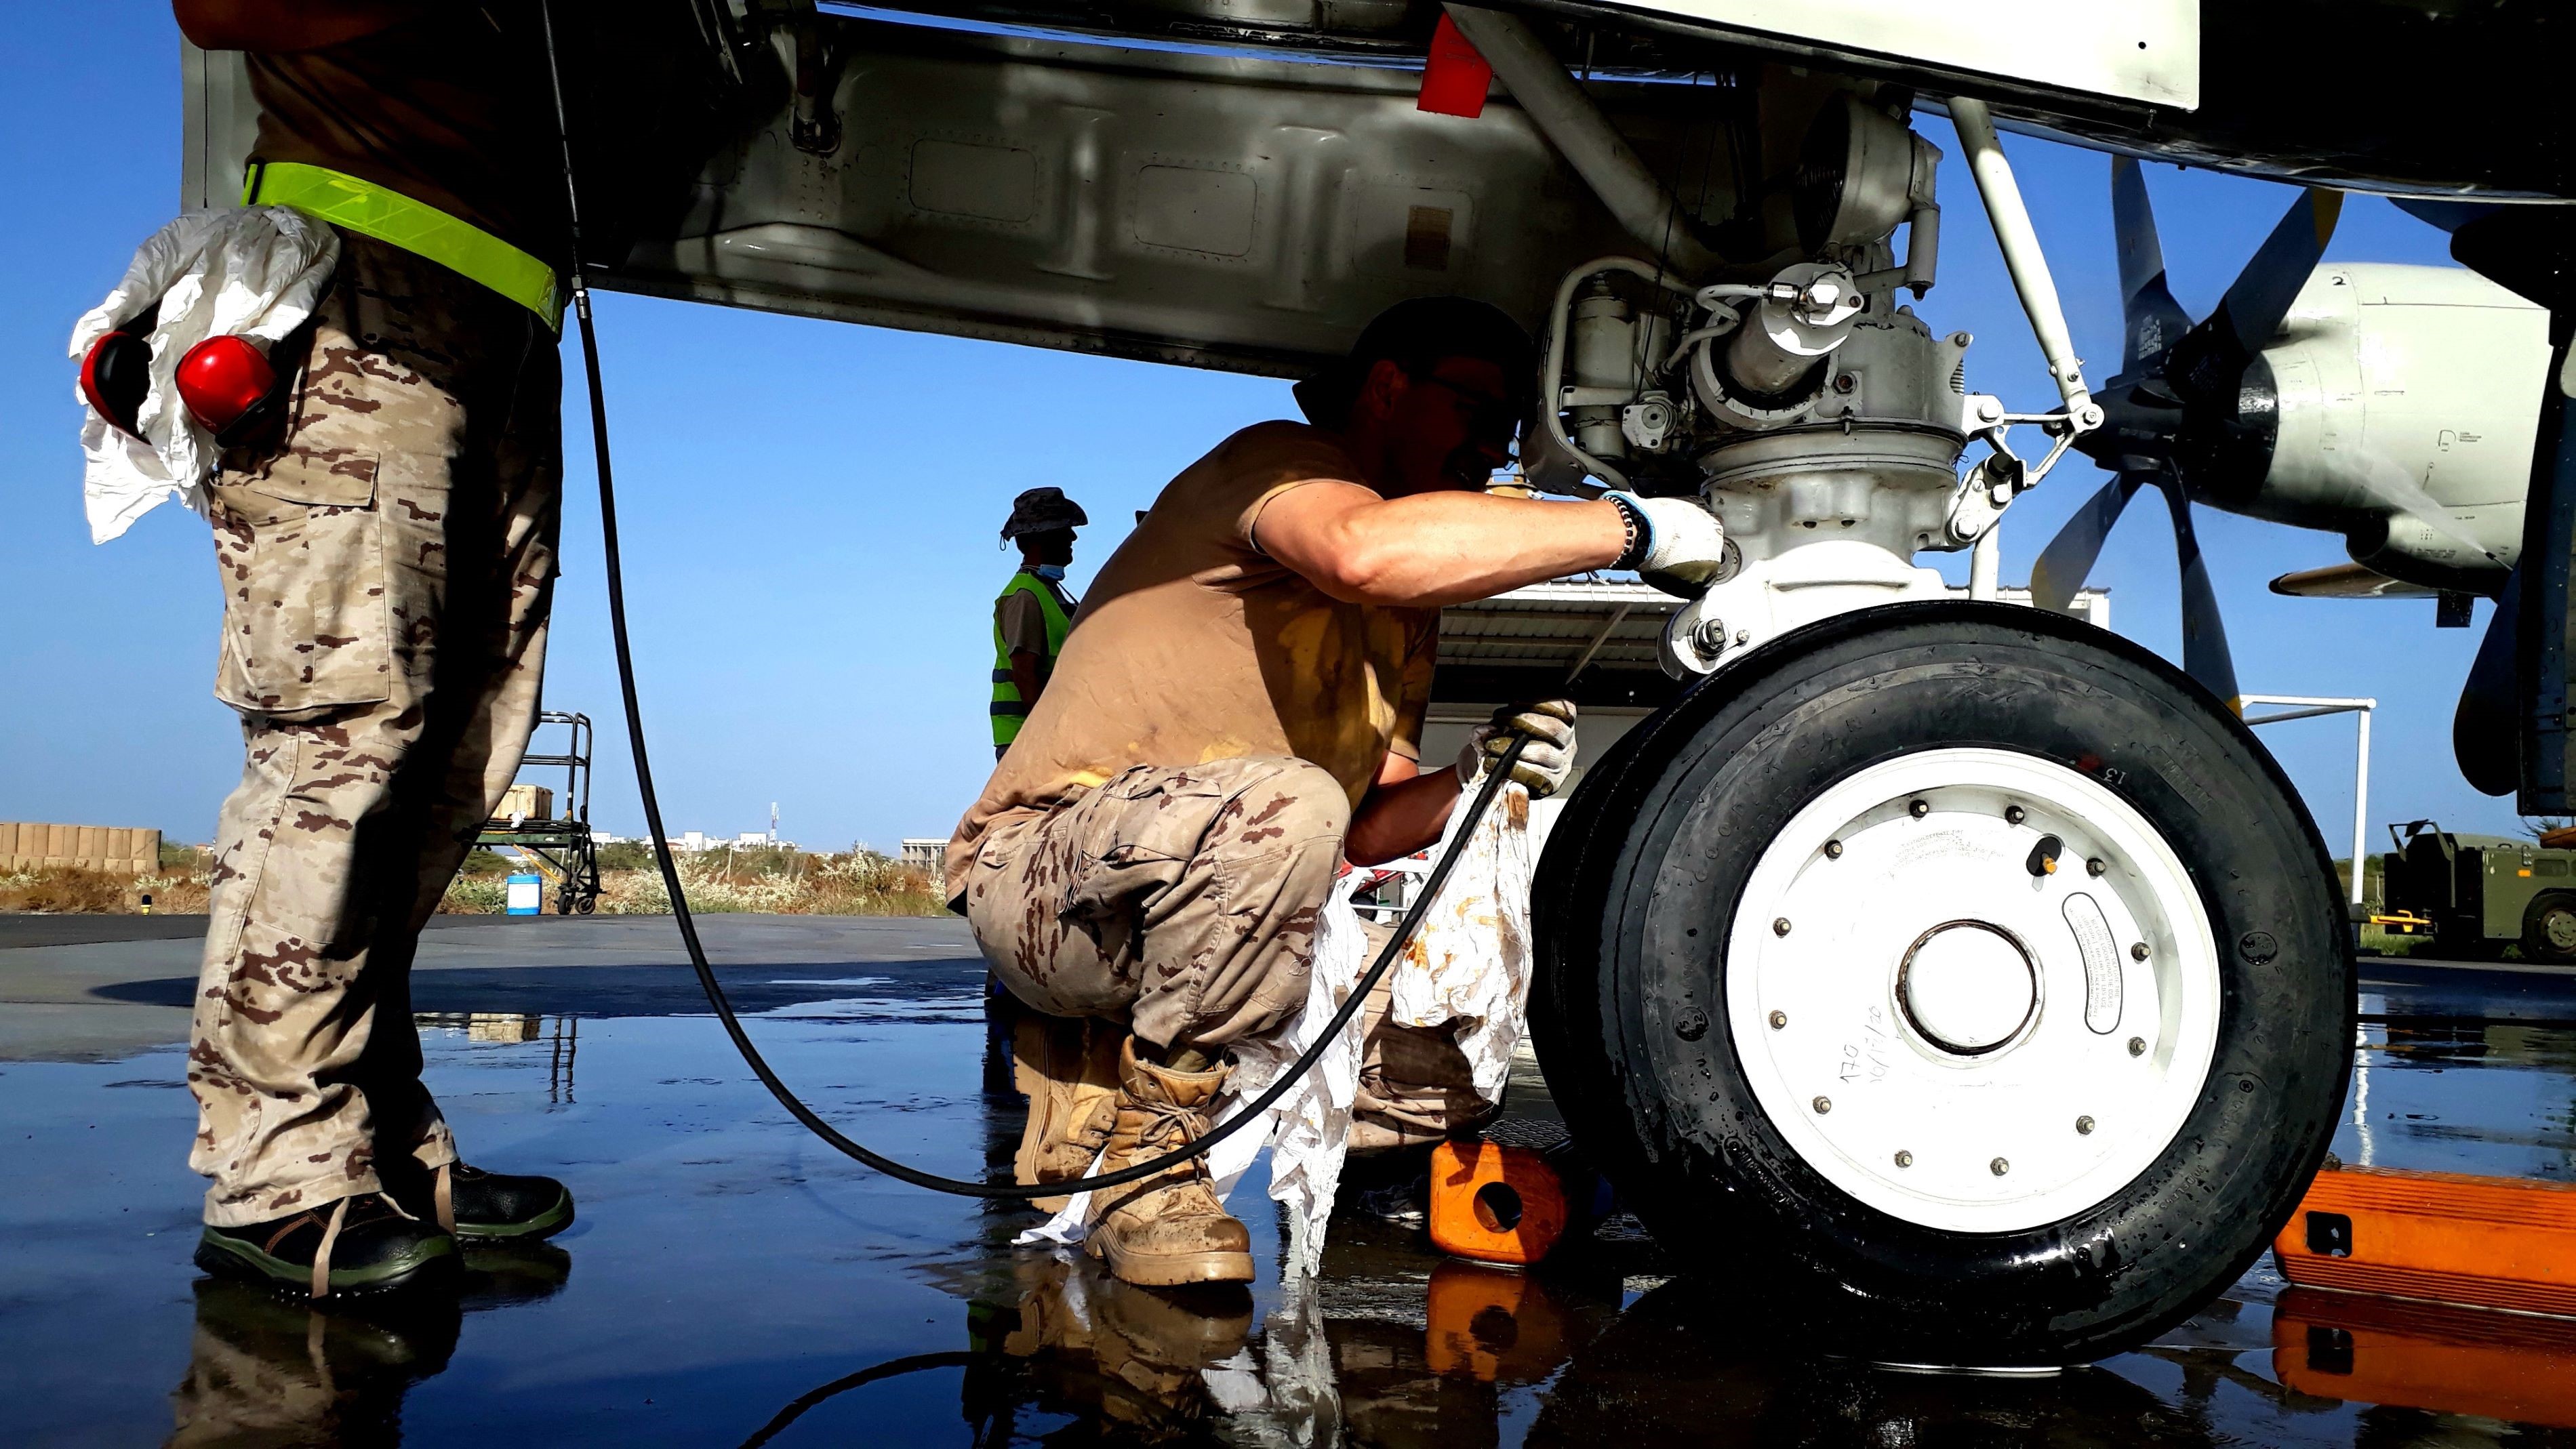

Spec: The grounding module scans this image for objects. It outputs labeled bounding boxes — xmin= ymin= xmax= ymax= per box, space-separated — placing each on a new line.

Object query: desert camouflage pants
xmin=964 ymin=756 xmax=1350 ymax=1053
xmin=186 ymin=231 xmax=560 ymax=1228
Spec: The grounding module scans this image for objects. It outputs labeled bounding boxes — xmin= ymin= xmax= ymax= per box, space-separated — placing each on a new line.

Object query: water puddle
xmin=7 ymin=939 xmax=2576 ymax=1446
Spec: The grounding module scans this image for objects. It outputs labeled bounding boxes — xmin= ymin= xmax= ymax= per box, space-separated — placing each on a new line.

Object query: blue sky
xmin=0 ymin=3 xmax=2516 ymax=858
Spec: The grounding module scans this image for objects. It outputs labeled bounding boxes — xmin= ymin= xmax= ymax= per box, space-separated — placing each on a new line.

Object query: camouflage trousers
xmin=963 ymin=756 xmax=1350 ymax=1053
xmin=186 ymin=231 xmax=560 ymax=1228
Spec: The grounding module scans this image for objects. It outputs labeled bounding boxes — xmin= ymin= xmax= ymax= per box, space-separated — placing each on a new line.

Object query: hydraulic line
xmin=536 ymin=0 xmax=1532 ymax=1200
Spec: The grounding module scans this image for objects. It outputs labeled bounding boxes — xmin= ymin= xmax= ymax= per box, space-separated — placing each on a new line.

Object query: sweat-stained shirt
xmin=946 ymin=422 xmax=1438 ymax=893
xmin=243 ymin=6 xmax=571 ymax=272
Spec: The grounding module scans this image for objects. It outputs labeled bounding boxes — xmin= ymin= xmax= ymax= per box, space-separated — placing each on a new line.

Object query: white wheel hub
xmin=1725 ymin=748 xmax=2221 ymax=1233
xmin=1899 ymin=922 xmax=2035 ymax=1054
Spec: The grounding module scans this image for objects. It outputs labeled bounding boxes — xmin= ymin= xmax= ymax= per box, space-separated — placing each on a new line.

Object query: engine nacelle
xmin=2246 ymin=263 xmax=2547 ymax=589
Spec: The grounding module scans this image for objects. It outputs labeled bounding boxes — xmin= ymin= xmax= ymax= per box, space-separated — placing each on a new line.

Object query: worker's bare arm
xmin=1007 ymin=649 xmax=1049 ymax=709
xmin=174 ymin=0 xmax=428 ymax=52
xmin=1255 ymin=482 xmax=1627 ymax=609
xmin=1345 ymin=750 xmax=1462 ymax=867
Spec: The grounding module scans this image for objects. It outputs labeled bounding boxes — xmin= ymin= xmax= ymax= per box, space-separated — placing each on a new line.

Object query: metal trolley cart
xmin=476 ymin=711 xmax=603 ymax=916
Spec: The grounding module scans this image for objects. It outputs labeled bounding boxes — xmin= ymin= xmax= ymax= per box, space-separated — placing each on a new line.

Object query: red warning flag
xmin=1416 ymin=14 xmax=1492 ymax=119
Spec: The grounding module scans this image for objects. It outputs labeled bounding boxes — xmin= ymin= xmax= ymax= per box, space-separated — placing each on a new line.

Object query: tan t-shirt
xmin=948 ymin=422 xmax=1438 ymax=886
xmin=246 ymin=10 xmax=570 ymax=270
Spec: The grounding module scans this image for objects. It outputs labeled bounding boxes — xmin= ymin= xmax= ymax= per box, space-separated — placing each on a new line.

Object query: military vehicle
xmin=2381 ymin=821 xmax=2576 ymax=962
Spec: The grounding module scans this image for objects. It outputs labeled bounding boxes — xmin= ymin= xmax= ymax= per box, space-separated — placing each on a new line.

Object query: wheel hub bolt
xmin=1991 ymin=1157 xmax=2010 ymax=1176
xmin=1773 ymin=917 xmax=1792 ymax=936
xmin=1813 ymin=1096 xmax=1832 ymax=1114
xmin=1823 ymin=839 xmax=1843 ymax=859
xmin=1908 ymin=799 xmax=1929 ymax=819
xmin=2127 ymin=1036 xmax=2147 ymax=1057
xmin=2130 ymin=941 xmax=2151 ymax=961
xmin=2004 ymin=804 xmax=2026 ymax=825
xmin=1893 ymin=1149 xmax=1913 ymax=1168
xmin=2087 ymin=857 xmax=2108 ymax=877
xmin=2076 ymin=1115 xmax=2095 ymax=1135
xmin=1769 ymin=1010 xmax=1788 ymax=1029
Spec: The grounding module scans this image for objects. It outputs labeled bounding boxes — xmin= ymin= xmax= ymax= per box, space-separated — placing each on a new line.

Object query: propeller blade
xmin=2454 ymin=575 xmax=2520 ymax=796
xmin=2030 ymin=472 xmax=2147 ymax=613
xmin=2211 ymin=186 xmax=2344 ymax=354
xmin=2112 ymin=157 xmax=2194 ymax=370
xmin=2158 ymin=480 xmax=2242 ymax=708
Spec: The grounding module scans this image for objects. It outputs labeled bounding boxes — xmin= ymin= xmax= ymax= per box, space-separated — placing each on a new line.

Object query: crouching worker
xmin=172 ymin=0 xmax=577 ymax=1298
xmin=946 ymin=297 xmax=1728 ymax=1286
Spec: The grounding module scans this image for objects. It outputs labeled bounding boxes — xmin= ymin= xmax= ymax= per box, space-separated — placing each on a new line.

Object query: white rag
xmin=1014 ymin=781 xmax=1535 ymax=1277
xmin=69 ymin=207 xmax=340 ymax=544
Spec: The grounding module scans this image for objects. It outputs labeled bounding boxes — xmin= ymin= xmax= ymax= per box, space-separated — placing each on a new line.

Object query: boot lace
xmin=1135 ymin=1099 xmax=1215 ymax=1182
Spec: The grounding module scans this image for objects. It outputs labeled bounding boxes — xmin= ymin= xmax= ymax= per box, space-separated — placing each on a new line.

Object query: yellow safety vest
xmin=991 ymin=571 xmax=1074 ymax=748
xmin=244 ymin=161 xmax=563 ymax=330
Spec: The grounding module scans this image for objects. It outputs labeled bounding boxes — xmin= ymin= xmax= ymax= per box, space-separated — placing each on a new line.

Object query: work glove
xmin=1607 ymin=493 xmax=1728 ymax=598
xmin=1456 ymin=699 xmax=1578 ymax=799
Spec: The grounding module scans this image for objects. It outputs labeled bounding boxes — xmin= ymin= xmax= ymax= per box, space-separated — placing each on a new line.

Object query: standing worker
xmin=167 ymin=0 xmax=580 ymax=1299
xmin=948 ymin=296 xmax=1727 ymax=1288
xmin=991 ymin=487 xmax=1087 ymax=760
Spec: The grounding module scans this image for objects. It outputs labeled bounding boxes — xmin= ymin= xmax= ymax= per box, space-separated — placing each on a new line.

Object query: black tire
xmin=1533 ymin=601 xmax=2353 ymax=1365
xmin=2522 ymin=893 xmax=2576 ymax=962
xmin=576 ymin=893 xmax=599 ymax=916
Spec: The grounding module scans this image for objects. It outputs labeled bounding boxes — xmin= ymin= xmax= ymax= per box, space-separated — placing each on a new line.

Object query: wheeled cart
xmin=476 ymin=711 xmax=604 ymax=916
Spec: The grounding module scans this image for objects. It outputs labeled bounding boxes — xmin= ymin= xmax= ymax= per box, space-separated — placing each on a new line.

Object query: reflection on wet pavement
xmin=8 ymin=930 xmax=2576 ymax=1446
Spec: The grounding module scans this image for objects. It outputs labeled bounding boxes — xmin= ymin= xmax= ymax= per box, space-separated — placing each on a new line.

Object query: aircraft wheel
xmin=2521 ymin=893 xmax=2576 ymax=962
xmin=1531 ymin=602 xmax=2352 ymax=1366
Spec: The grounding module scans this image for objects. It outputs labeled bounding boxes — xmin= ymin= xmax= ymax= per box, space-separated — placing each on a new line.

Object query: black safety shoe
xmin=386 ymin=1162 xmax=576 ymax=1242
xmin=195 ymin=1193 xmax=458 ymax=1300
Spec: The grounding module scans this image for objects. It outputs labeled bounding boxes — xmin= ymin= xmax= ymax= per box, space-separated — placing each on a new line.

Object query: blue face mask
xmin=1033 ymin=565 xmax=1068 ymax=581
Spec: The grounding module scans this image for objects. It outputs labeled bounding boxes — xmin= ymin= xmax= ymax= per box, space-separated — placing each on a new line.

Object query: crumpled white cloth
xmin=1014 ymin=781 xmax=1535 ymax=1278
xmin=69 ymin=206 xmax=340 ymax=544
xmin=1387 ymin=785 xmax=1536 ymax=1106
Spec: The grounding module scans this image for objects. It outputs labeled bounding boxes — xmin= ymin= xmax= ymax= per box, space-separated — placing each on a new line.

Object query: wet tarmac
xmin=6 ymin=914 xmax=2576 ymax=1446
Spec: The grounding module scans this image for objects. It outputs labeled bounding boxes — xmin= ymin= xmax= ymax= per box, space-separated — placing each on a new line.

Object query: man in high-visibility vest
xmin=166 ymin=0 xmax=637 ymax=1301
xmin=991 ymin=487 xmax=1088 ymax=760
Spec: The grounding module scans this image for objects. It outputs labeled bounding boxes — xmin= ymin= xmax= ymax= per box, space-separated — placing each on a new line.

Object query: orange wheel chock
xmin=2274 ymin=1166 xmax=2576 ymax=1319
xmin=1429 ymin=1139 xmax=1569 ymax=1266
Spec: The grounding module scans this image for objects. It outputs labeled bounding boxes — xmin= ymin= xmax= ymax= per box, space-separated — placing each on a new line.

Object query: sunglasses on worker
xmin=1407 ymin=367 xmax=1523 ymax=445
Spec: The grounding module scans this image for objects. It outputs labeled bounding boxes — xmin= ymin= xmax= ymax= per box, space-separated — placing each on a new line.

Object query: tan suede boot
xmin=1012 ymin=1015 xmax=1126 ymax=1212
xmin=1084 ymin=1039 xmax=1255 ymax=1286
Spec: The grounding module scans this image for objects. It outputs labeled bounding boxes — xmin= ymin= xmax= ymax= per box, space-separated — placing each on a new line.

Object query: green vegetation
xmin=436 ymin=842 xmax=945 ymax=917
xmin=8 ymin=843 xmax=944 ymax=918
xmin=458 ymin=848 xmax=512 ymax=878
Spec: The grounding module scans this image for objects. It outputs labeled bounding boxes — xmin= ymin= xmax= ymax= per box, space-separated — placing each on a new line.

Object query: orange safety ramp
xmin=2274 ymin=1166 xmax=2576 ymax=1318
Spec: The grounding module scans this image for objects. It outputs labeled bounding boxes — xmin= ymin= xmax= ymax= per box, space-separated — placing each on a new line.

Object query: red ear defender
xmin=174 ymin=334 xmax=285 ymax=443
xmin=79 ymin=300 xmax=162 ymax=440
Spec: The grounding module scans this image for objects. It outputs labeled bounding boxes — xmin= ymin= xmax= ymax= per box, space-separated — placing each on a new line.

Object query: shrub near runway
xmin=0 ymin=844 xmax=946 ymax=918
xmin=491 ymin=843 xmax=946 ymax=916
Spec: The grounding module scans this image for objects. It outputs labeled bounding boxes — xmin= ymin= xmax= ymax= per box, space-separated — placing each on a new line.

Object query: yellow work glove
xmin=1455 ymin=699 xmax=1578 ymax=799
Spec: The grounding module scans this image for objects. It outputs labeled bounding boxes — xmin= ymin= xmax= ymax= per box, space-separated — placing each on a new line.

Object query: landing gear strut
xmin=1533 ymin=603 xmax=2353 ymax=1366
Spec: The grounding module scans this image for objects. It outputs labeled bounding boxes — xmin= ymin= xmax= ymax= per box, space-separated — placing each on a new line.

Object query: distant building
xmin=900 ymin=838 xmax=947 ymax=889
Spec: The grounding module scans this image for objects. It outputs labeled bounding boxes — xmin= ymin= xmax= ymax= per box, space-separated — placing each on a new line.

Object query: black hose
xmin=536 ymin=0 xmax=1531 ymax=1200
xmin=737 ymin=1351 xmax=986 ymax=1448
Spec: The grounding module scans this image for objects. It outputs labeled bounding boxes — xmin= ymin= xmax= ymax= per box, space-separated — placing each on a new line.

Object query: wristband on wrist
xmin=1605 ymin=492 xmax=1652 ymax=571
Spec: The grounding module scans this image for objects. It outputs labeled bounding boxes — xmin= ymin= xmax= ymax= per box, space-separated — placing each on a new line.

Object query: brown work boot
xmin=1084 ymin=1039 xmax=1255 ymax=1287
xmin=1013 ymin=1015 xmax=1126 ymax=1212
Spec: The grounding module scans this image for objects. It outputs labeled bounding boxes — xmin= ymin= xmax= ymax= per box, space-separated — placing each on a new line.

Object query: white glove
xmin=1456 ymin=699 xmax=1577 ymax=799
xmin=1609 ymin=493 xmax=1728 ymax=598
